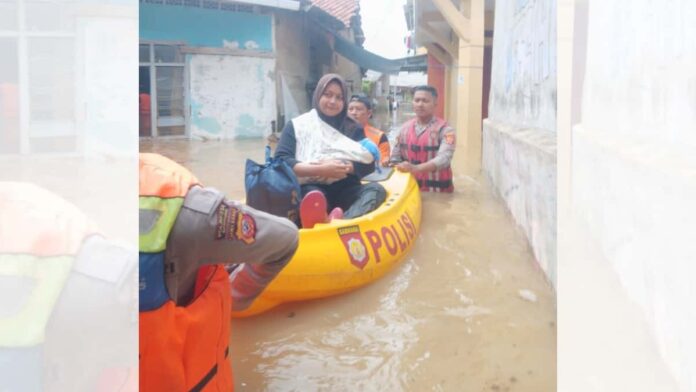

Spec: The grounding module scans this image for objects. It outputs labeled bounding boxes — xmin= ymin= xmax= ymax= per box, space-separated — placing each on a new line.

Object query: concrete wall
xmin=81 ymin=16 xmax=138 ymax=156
xmin=483 ymin=0 xmax=557 ymax=285
xmin=188 ymin=54 xmax=276 ymax=139
xmin=571 ymin=0 xmax=696 ymax=389
xmin=488 ymin=0 xmax=556 ymax=132
xmin=275 ymin=10 xmax=311 ymax=121
xmin=140 ymin=4 xmax=272 ymax=50
xmin=483 ymin=120 xmax=557 ymax=281
xmin=333 ymin=29 xmax=362 ymax=96
xmin=447 ymin=60 xmax=457 ymax=127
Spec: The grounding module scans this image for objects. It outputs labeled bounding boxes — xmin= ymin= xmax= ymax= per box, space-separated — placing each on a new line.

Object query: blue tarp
xmin=329 ymin=29 xmax=427 ymax=74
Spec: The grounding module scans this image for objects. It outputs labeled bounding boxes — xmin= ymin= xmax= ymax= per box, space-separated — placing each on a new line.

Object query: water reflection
xmin=251 ymin=260 xmax=420 ymax=391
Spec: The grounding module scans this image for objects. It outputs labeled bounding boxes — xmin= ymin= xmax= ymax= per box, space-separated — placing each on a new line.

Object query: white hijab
xmin=292 ymin=109 xmax=373 ymax=184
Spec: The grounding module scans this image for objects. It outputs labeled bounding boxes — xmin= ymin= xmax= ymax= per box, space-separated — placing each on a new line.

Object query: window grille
xmin=141 ymin=0 xmax=258 ymax=13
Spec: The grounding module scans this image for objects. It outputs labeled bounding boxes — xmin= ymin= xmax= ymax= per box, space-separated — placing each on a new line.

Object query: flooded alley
xmin=140 ymin=131 xmax=556 ymax=391
xmin=6 ymin=0 xmax=694 ymax=389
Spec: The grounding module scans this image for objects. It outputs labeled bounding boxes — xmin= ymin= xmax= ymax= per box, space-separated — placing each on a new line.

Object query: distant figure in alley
xmin=389 ymin=85 xmax=456 ymax=193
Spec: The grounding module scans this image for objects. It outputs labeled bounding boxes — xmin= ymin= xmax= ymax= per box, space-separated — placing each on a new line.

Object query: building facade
xmin=138 ymin=0 xmax=365 ymax=140
xmin=0 ymin=0 xmax=137 ymax=155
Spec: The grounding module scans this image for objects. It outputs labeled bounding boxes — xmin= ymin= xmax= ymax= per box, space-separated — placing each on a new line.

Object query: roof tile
xmin=310 ymin=0 xmax=360 ymax=28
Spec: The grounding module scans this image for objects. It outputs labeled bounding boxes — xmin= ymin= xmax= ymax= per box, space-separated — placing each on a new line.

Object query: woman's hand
xmin=319 ymin=160 xmax=352 ymax=179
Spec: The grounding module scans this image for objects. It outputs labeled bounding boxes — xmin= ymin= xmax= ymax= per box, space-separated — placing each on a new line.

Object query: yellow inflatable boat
xmin=232 ymin=169 xmax=422 ymax=317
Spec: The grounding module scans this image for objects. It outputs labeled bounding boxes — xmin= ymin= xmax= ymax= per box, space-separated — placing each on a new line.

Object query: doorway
xmin=139 ymin=42 xmax=187 ymax=137
xmin=139 ymin=66 xmax=151 ymax=137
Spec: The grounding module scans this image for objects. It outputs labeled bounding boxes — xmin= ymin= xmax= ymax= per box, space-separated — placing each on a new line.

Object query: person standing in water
xmin=389 ymin=85 xmax=456 ymax=193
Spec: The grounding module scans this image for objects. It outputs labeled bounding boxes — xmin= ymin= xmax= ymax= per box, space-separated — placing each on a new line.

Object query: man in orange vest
xmin=389 ymin=85 xmax=456 ymax=193
xmin=0 ymin=182 xmax=137 ymax=391
xmin=139 ymin=153 xmax=299 ymax=391
xmin=347 ymin=94 xmax=391 ymax=166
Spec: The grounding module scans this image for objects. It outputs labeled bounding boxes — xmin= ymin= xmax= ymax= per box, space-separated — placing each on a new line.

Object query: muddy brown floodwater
xmin=141 ymin=134 xmax=556 ymax=392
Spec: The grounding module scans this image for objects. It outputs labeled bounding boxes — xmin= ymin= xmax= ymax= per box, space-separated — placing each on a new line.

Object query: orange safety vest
xmin=139 ymin=153 xmax=233 ymax=392
xmin=364 ymin=124 xmax=390 ymax=166
xmin=0 ymin=183 xmax=98 ymax=390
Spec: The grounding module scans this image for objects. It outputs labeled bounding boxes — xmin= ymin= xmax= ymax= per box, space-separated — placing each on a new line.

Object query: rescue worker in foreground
xmin=0 ymin=182 xmax=137 ymax=391
xmin=347 ymin=94 xmax=391 ymax=166
xmin=139 ymin=153 xmax=299 ymax=391
xmin=389 ymin=85 xmax=456 ymax=193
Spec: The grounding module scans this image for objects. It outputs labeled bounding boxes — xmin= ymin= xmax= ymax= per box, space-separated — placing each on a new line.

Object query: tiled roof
xmin=309 ymin=0 xmax=360 ymax=28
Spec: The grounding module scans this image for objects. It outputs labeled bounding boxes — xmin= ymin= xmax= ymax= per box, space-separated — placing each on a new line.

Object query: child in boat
xmin=275 ymin=74 xmax=387 ymax=228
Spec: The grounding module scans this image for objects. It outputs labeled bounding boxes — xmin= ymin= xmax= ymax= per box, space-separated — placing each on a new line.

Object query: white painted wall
xmin=188 ymin=54 xmax=276 ymax=139
xmin=483 ymin=0 xmax=557 ymax=285
xmin=483 ymin=120 xmax=556 ymax=282
xmin=80 ymin=17 xmax=138 ymax=156
xmin=488 ymin=0 xmax=556 ymax=134
xmin=333 ymin=29 xmax=362 ymax=96
xmin=571 ymin=0 xmax=696 ymax=389
xmin=275 ymin=10 xmax=311 ymax=119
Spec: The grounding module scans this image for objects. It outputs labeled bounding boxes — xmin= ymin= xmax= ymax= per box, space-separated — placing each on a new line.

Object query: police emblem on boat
xmin=337 ymin=225 xmax=370 ymax=269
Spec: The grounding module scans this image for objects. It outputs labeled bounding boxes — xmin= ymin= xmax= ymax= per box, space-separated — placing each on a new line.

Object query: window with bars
xmin=0 ymin=0 xmax=78 ymax=153
xmin=140 ymin=42 xmax=187 ymax=137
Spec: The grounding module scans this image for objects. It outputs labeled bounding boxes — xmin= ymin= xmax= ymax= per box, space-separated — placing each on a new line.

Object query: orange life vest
xmin=139 ymin=153 xmax=233 ymax=392
xmin=400 ymin=117 xmax=454 ymax=193
xmin=363 ymin=124 xmax=390 ymax=166
xmin=0 ymin=183 xmax=97 ymax=390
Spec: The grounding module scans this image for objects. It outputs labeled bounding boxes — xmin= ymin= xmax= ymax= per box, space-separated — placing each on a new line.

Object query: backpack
xmin=245 ymin=145 xmax=301 ymax=226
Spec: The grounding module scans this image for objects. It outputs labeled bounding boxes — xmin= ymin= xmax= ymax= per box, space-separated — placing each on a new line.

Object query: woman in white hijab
xmin=275 ymin=73 xmax=386 ymax=228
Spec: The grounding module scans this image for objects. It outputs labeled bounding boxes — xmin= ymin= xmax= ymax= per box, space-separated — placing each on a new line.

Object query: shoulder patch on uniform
xmin=215 ymin=202 xmax=239 ymax=240
xmin=236 ymin=213 xmax=256 ymax=244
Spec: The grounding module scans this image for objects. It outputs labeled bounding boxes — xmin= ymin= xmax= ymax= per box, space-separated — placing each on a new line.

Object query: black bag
xmin=245 ymin=145 xmax=300 ymax=226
